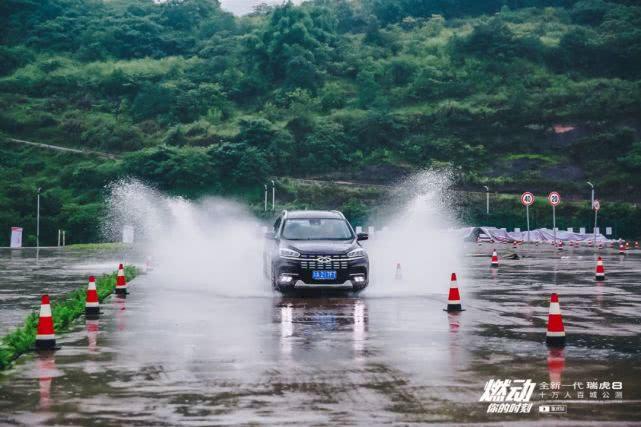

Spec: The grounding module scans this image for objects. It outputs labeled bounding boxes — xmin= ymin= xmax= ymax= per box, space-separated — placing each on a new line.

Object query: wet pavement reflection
xmin=0 ymin=244 xmax=640 ymax=424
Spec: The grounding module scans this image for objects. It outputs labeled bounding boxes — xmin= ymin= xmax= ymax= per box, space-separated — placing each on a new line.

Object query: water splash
xmin=364 ymin=170 xmax=463 ymax=296
xmin=103 ymin=172 xmax=461 ymax=298
xmin=103 ymin=179 xmax=268 ymax=297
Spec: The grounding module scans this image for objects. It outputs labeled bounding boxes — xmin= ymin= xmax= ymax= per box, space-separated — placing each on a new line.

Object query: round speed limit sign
xmin=548 ymin=191 xmax=561 ymax=206
xmin=593 ymin=199 xmax=600 ymax=211
xmin=520 ymin=192 xmax=535 ymax=206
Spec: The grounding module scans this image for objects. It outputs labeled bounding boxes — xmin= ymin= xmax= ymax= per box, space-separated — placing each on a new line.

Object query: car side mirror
xmin=357 ymin=233 xmax=368 ymax=241
xmin=264 ymin=231 xmax=276 ymax=240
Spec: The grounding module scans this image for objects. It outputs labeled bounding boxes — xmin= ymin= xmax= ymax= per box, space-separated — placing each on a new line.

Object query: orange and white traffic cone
xmin=546 ymin=293 xmax=565 ymax=347
xmin=444 ymin=273 xmax=464 ymax=312
xmin=618 ymin=244 xmax=626 ymax=255
xmin=115 ymin=264 xmax=128 ymax=295
xmin=35 ymin=295 xmax=57 ymax=351
xmin=491 ymin=249 xmax=499 ymax=268
xmin=595 ymin=256 xmax=605 ymax=281
xmin=395 ymin=263 xmax=402 ymax=280
xmin=85 ymin=276 xmax=100 ymax=318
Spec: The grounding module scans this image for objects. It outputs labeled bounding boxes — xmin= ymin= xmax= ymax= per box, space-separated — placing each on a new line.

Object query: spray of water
xmin=364 ymin=170 xmax=463 ymax=296
xmin=103 ymin=180 xmax=268 ymax=297
xmin=103 ymin=171 xmax=461 ymax=298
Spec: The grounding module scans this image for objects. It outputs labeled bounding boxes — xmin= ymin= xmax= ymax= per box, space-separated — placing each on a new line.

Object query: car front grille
xmin=299 ymin=254 xmax=349 ymax=270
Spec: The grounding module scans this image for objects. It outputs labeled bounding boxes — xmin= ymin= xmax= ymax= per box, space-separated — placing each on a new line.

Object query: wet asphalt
xmin=0 ymin=244 xmax=640 ymax=425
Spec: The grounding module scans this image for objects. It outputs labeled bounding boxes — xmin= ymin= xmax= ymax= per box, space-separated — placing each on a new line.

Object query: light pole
xmin=587 ymin=181 xmax=594 ymax=207
xmin=271 ymin=180 xmax=275 ymax=211
xmin=483 ymin=185 xmax=490 ymax=215
xmin=264 ymin=184 xmax=268 ymax=212
xmin=36 ymin=187 xmax=41 ymax=249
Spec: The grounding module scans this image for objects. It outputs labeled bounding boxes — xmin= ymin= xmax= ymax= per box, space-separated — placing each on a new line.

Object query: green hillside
xmin=1 ymin=0 xmax=641 ymax=244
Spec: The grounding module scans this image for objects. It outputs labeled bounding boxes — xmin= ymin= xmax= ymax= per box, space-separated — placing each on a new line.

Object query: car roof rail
xmin=331 ymin=210 xmax=345 ymax=219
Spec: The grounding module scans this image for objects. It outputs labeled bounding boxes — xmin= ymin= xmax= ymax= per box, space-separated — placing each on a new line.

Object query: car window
xmin=281 ymin=218 xmax=353 ymax=240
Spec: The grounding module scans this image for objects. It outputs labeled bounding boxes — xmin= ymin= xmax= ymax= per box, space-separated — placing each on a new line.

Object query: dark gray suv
xmin=263 ymin=210 xmax=369 ymax=293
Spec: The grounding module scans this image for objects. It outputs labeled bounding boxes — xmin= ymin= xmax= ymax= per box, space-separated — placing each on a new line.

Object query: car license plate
xmin=312 ymin=270 xmax=337 ymax=281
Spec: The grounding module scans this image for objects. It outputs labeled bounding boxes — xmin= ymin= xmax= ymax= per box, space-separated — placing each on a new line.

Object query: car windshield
xmin=281 ymin=218 xmax=353 ymax=240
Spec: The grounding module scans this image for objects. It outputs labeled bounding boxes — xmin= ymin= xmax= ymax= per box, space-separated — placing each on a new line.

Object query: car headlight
xmin=347 ymin=248 xmax=366 ymax=259
xmin=279 ymin=248 xmax=300 ymax=258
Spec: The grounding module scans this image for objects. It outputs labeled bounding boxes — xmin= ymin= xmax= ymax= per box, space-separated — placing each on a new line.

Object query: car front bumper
xmin=275 ymin=256 xmax=369 ymax=290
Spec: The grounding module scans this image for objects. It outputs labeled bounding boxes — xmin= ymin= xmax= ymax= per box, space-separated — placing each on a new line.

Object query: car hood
xmin=284 ymin=240 xmax=357 ymax=254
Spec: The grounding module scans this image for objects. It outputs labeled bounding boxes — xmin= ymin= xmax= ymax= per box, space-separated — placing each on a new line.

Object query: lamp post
xmin=271 ymin=180 xmax=275 ymax=211
xmin=36 ymin=187 xmax=41 ymax=250
xmin=587 ymin=181 xmax=594 ymax=208
xmin=483 ymin=185 xmax=490 ymax=216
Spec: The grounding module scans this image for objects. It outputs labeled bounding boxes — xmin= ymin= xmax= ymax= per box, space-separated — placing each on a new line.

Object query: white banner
xmin=567 ymin=227 xmax=574 ymax=232
xmin=605 ymin=227 xmax=612 ymax=235
xmin=579 ymin=227 xmax=586 ymax=234
xmin=10 ymin=227 xmax=23 ymax=248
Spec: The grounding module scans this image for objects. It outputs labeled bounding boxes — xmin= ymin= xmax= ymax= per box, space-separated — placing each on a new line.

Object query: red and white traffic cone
xmin=85 ymin=276 xmax=100 ymax=318
xmin=35 ymin=295 xmax=57 ymax=351
xmin=595 ymin=256 xmax=605 ymax=281
xmin=444 ymin=273 xmax=464 ymax=312
xmin=491 ymin=249 xmax=499 ymax=268
xmin=557 ymin=241 xmax=563 ymax=251
xmin=115 ymin=264 xmax=128 ymax=295
xmin=395 ymin=263 xmax=402 ymax=280
xmin=625 ymin=241 xmax=630 ymax=250
xmin=618 ymin=244 xmax=626 ymax=255
xmin=546 ymin=293 xmax=565 ymax=347
xmin=635 ymin=241 xmax=639 ymax=249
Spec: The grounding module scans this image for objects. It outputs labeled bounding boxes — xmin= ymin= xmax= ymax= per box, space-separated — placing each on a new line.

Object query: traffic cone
xmin=35 ymin=295 xmax=57 ymax=351
xmin=395 ymin=263 xmax=402 ymax=280
xmin=618 ymin=244 xmax=625 ymax=255
xmin=557 ymin=241 xmax=563 ymax=251
xmin=546 ymin=293 xmax=565 ymax=347
xmin=595 ymin=256 xmax=605 ymax=281
xmin=115 ymin=264 xmax=128 ymax=295
xmin=491 ymin=249 xmax=499 ymax=268
xmin=85 ymin=276 xmax=99 ymax=318
xmin=635 ymin=241 xmax=639 ymax=249
xmin=444 ymin=273 xmax=464 ymax=312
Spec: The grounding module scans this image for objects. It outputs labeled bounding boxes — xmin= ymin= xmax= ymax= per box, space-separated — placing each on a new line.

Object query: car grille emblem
xmin=316 ymin=256 xmax=332 ymax=264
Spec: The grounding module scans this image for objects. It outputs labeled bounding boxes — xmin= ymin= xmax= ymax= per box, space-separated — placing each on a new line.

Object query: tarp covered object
xmin=461 ymin=227 xmax=609 ymax=243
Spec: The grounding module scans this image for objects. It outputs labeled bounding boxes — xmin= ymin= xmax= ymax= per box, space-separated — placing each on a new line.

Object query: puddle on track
xmin=0 ymin=245 xmax=640 ymax=425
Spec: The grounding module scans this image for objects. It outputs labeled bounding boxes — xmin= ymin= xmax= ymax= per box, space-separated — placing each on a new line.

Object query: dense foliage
xmin=1 ymin=0 xmax=640 ymax=244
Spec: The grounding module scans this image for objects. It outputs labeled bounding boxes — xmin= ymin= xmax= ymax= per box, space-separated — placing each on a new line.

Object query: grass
xmin=0 ymin=265 xmax=137 ymax=371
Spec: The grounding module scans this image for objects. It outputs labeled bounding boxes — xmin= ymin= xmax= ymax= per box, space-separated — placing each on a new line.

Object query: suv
xmin=263 ymin=210 xmax=369 ymax=293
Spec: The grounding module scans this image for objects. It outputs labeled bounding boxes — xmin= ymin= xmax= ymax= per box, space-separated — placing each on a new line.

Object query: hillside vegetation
xmin=1 ymin=0 xmax=641 ymax=244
